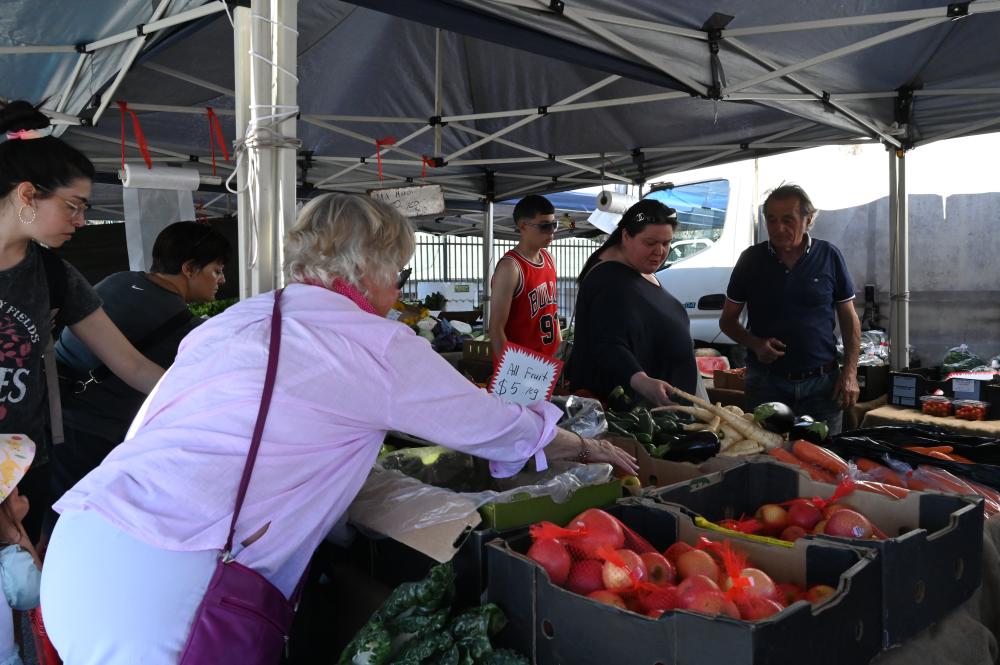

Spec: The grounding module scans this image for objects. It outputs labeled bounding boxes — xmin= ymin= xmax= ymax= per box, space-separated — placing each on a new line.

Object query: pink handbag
xmin=178 ymin=288 xmax=300 ymax=664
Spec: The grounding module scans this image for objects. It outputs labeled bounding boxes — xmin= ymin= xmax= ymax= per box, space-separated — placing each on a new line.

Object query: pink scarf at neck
xmin=302 ymin=279 xmax=377 ymax=315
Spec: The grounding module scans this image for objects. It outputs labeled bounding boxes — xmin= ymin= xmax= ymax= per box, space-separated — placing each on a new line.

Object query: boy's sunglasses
xmin=397 ymin=267 xmax=413 ymax=290
xmin=525 ymin=221 xmax=559 ymax=232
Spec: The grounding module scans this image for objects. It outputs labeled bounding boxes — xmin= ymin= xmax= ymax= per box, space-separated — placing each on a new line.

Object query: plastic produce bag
xmin=942 ymin=344 xmax=990 ymax=373
xmin=858 ymin=330 xmax=890 ymax=366
xmin=551 ymin=395 xmax=607 ymax=438
xmin=350 ymin=461 xmax=614 ymax=535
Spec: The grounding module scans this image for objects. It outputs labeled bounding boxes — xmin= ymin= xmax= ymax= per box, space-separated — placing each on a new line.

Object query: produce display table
xmin=862 ymin=405 xmax=1000 ymax=438
xmin=845 ymin=394 xmax=889 ymax=431
xmin=873 ymin=515 xmax=1000 ymax=665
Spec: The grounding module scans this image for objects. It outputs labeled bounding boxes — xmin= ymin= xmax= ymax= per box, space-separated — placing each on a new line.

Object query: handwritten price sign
xmin=488 ymin=343 xmax=563 ymax=406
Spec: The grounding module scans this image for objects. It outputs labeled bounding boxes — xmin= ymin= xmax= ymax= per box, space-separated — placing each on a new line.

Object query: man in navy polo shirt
xmin=719 ymin=184 xmax=861 ymax=435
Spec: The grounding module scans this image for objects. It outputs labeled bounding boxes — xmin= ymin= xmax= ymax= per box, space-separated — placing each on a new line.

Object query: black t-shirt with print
xmin=0 ymin=243 xmax=101 ymax=446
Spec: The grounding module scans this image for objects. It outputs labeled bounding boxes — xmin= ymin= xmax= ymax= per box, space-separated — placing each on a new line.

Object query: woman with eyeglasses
xmin=47 ymin=222 xmax=230 ymax=535
xmin=40 ymin=193 xmax=637 ymax=663
xmin=567 ymin=199 xmax=699 ymax=406
xmin=0 ymin=100 xmax=165 ymax=542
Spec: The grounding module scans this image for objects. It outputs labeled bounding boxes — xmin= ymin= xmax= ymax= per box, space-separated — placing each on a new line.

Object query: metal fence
xmin=402 ymin=232 xmax=605 ymax=321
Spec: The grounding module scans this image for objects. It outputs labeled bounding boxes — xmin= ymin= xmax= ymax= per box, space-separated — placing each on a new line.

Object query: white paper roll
xmin=595 ymin=190 xmax=639 ymax=214
xmin=121 ymin=164 xmax=201 ymax=191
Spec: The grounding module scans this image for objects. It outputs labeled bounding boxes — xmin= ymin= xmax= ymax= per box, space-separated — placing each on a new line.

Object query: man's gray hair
xmin=764 ymin=183 xmax=818 ymax=227
xmin=284 ymin=193 xmax=415 ymax=295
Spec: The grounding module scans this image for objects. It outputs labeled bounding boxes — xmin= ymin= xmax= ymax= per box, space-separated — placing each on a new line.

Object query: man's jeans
xmin=745 ymin=367 xmax=843 ymax=436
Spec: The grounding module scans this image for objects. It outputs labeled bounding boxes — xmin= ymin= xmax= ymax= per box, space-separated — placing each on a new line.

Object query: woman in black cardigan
xmin=568 ymin=199 xmax=698 ymax=406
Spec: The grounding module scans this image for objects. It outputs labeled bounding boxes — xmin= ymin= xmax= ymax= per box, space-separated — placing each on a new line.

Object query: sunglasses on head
xmin=397 ymin=267 xmax=412 ymax=290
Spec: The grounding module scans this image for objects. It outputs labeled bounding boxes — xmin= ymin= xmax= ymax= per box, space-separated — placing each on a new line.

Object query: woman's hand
xmin=582 ymin=437 xmax=639 ymax=476
xmin=629 ymin=372 xmax=675 ymax=407
xmin=545 ymin=428 xmax=638 ymax=476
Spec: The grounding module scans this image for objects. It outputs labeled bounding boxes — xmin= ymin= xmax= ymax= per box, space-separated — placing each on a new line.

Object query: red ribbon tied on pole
xmin=117 ymin=101 xmax=153 ymax=170
xmin=375 ymin=136 xmax=397 ymax=181
xmin=420 ymin=155 xmax=438 ymax=178
xmin=206 ymin=107 xmax=230 ymax=176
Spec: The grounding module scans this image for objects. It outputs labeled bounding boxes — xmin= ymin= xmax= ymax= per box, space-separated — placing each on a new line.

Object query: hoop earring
xmin=17 ymin=205 xmax=36 ymax=225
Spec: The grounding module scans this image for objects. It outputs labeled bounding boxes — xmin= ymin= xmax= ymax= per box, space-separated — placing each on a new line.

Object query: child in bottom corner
xmin=0 ymin=435 xmax=41 ymax=665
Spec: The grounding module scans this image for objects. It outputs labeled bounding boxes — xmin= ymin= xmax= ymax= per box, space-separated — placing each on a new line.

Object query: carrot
xmin=918 ymin=465 xmax=977 ymax=495
xmin=791 ymin=440 xmax=850 ymax=476
xmin=966 ymin=480 xmax=1000 ymax=506
xmin=925 ymin=450 xmax=959 ymax=462
xmin=768 ymin=448 xmax=837 ymax=483
xmin=904 ymin=445 xmax=954 ymax=455
xmin=854 ymin=458 xmax=908 ymax=488
xmin=947 ymin=454 xmax=975 ymax=464
xmin=853 ymin=480 xmax=910 ymax=500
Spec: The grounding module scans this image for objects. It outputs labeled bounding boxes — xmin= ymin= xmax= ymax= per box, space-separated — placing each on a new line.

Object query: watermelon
xmin=695 ymin=355 xmax=730 ymax=379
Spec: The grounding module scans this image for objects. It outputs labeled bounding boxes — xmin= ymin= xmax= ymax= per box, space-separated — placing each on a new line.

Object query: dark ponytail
xmin=577 ymin=199 xmax=677 ymax=282
xmin=0 ymin=100 xmax=95 ymax=199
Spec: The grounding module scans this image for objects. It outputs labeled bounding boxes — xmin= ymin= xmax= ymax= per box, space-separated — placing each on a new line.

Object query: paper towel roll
xmin=121 ymin=164 xmax=201 ymax=191
xmin=596 ymin=190 xmax=639 ymax=214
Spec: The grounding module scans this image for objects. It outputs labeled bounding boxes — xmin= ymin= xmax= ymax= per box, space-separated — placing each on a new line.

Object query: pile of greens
xmin=338 ymin=563 xmax=528 ymax=665
xmin=188 ymin=297 xmax=238 ymax=318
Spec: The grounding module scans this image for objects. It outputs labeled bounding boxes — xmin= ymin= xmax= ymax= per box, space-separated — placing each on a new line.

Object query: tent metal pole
xmin=91 ymin=0 xmax=173 ymax=126
xmin=124 ymin=102 xmax=236 ymax=115
xmin=918 ymin=88 xmax=1000 ymax=96
xmin=434 ymin=28 xmax=443 ymax=158
xmin=897 ymin=151 xmax=910 ymax=369
xmin=556 ymin=3 xmax=708 ymax=96
xmin=248 ymin=0 xmax=276 ymax=295
xmin=83 ymin=2 xmax=228 ymax=52
xmin=914 ymin=116 xmax=1000 ymax=146
xmin=888 ymin=149 xmax=900 ymax=370
xmin=482 ymin=197 xmax=495 ymax=329
xmin=441 ymin=89 xmax=688 ymax=123
xmin=447 ymin=121 xmax=631 ymax=182
xmin=486 ymin=0 xmax=706 ymax=40
xmin=725 ymin=1 xmax=1000 ymax=37
xmin=306 ymin=114 xmax=425 ymax=123
xmin=273 ymin=0 xmax=299 ymax=290
xmin=71 ymin=128 xmax=190 ymax=159
xmin=313 ymin=125 xmax=432 ymax=186
xmin=234 ymin=5 xmax=254 ymax=299
xmin=55 ymin=53 xmax=89 ymax=113
xmin=141 ymin=62 xmax=236 ymax=97
xmin=445 ymin=75 xmax=620 ymax=162
xmin=724 ymin=37 xmax=902 ymax=147
xmin=0 ymin=45 xmax=77 ymax=54
xmin=725 ymin=18 xmax=946 ymax=96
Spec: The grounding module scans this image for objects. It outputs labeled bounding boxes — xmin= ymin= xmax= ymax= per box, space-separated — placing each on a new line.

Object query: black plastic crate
xmin=651 ymin=460 xmax=984 ymax=647
xmin=487 ymin=500 xmax=883 ymax=665
xmin=857 ymin=365 xmax=889 ymax=402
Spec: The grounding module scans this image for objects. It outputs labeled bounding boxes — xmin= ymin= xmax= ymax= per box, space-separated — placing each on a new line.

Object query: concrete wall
xmin=813 ymin=192 xmax=1000 ymax=366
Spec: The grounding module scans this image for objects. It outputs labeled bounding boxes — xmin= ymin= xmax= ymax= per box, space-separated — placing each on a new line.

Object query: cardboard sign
xmin=488 ymin=342 xmax=562 ymax=405
xmin=368 ymin=184 xmax=445 ymax=217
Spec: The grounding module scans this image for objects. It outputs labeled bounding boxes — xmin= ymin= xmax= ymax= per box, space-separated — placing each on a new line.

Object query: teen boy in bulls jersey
xmin=489 ymin=195 xmax=561 ymax=360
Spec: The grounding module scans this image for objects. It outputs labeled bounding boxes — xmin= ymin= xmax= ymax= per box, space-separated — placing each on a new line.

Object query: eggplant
xmin=752 ymin=402 xmax=796 ymax=433
xmin=789 ymin=416 xmax=830 ymax=443
xmin=652 ymin=431 xmax=720 ymax=464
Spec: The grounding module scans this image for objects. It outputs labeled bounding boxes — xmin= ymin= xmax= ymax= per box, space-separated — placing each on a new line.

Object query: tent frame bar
xmin=83 ymin=2 xmax=229 ymax=53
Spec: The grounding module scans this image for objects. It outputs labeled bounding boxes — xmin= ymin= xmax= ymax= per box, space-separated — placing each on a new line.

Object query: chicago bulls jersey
xmin=498 ymin=249 xmax=560 ymax=357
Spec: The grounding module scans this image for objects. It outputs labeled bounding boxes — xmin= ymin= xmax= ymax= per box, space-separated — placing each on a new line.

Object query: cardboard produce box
xmin=486 ymin=499 xmax=882 ymax=665
xmin=348 ymin=464 xmax=621 ymax=606
xmin=607 ymin=434 xmax=743 ymax=489
xmin=714 ymin=368 xmax=747 ymax=391
xmin=651 ymin=459 xmax=984 ymax=647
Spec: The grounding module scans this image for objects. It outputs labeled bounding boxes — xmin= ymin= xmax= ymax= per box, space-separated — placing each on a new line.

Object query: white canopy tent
xmin=4 ymin=0 xmax=1000 ymax=366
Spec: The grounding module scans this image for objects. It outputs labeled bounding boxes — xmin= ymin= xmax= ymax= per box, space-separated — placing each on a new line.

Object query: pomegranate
xmin=675 ymin=549 xmax=720 ymax=581
xmin=805 ymin=584 xmax=837 ymax=604
xmin=684 ymin=589 xmax=740 ymax=618
xmin=775 ymin=582 xmax=805 ymax=605
xmin=677 ymin=574 xmax=721 ymax=607
xmin=754 ymin=504 xmax=789 ymax=534
xmin=787 ymin=502 xmax=823 ymax=531
xmin=824 ymin=509 xmax=874 ymax=539
xmin=602 ymin=549 xmax=647 ymax=591
xmin=565 ymin=559 xmax=605 ymax=595
xmin=723 ymin=568 xmax=778 ymax=601
xmin=640 ymin=552 xmax=677 ymax=586
xmin=640 ymin=585 xmax=680 ymax=613
xmin=779 ymin=525 xmax=808 ymax=542
xmin=527 ymin=539 xmax=571 ymax=586
xmin=822 ymin=502 xmax=855 ymax=520
xmin=567 ymin=509 xmax=625 ymax=558
xmin=663 ymin=541 xmax=694 ymax=564
xmin=734 ymin=595 xmax=785 ymax=621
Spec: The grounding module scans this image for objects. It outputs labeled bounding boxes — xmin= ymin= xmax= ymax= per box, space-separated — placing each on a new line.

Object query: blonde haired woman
xmin=40 ymin=193 xmax=635 ymax=664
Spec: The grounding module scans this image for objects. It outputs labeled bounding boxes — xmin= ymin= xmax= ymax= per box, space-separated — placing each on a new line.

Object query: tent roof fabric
xmin=3 ymin=0 xmax=1000 ymax=213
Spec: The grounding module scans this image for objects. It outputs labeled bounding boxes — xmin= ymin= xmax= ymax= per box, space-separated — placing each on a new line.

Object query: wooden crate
xmin=462 ymin=339 xmax=492 ymax=362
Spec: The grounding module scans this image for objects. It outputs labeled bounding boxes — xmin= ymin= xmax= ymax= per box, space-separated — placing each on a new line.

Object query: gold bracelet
xmin=576 ymin=433 xmax=591 ymax=463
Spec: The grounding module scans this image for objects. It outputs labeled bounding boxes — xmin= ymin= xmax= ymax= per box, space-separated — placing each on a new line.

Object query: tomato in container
xmin=953 ymin=400 xmax=989 ymax=421
xmin=920 ymin=395 xmax=953 ymax=417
